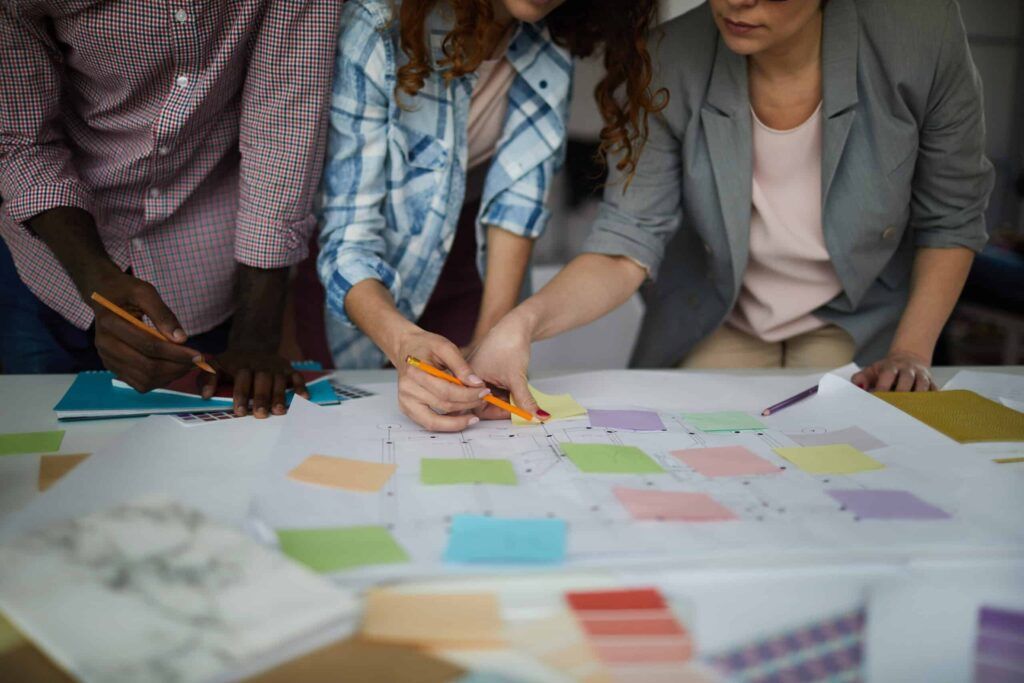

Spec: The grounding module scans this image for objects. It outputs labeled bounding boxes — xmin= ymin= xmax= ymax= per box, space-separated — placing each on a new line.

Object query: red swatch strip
xmin=567 ymin=588 xmax=667 ymax=611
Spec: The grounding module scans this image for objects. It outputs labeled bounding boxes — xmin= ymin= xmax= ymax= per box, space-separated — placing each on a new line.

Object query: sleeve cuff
xmin=234 ymin=215 xmax=314 ymax=269
xmin=5 ymin=181 xmax=94 ymax=226
xmin=581 ymin=223 xmax=668 ymax=281
xmin=480 ymin=202 xmax=550 ymax=240
xmin=913 ymin=216 xmax=989 ymax=253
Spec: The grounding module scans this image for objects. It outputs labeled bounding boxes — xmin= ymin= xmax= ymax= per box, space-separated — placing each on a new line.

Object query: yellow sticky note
xmin=361 ymin=590 xmax=504 ymax=649
xmin=773 ymin=445 xmax=885 ymax=475
xmin=512 ymin=385 xmax=587 ymax=425
xmin=288 ymin=455 xmax=397 ymax=492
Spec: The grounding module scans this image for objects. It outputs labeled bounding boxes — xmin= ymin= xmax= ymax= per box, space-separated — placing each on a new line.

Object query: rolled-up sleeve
xmin=234 ymin=0 xmax=342 ymax=269
xmin=0 ymin=3 xmax=94 ymax=225
xmin=582 ymin=109 xmax=684 ymax=280
xmin=910 ymin=0 xmax=994 ymax=252
xmin=316 ymin=8 xmax=402 ymax=328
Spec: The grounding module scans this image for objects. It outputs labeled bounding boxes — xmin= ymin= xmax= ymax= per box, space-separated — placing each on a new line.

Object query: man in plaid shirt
xmin=0 ymin=1 xmax=341 ymax=417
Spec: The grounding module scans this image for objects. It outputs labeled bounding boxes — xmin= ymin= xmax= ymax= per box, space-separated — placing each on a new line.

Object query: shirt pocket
xmin=388 ymin=123 xmax=451 ymax=236
xmin=392 ymin=123 xmax=450 ymax=171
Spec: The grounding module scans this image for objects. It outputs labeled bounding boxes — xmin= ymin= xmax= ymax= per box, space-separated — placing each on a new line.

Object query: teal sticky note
xmin=681 ymin=411 xmax=765 ymax=432
xmin=443 ymin=515 xmax=566 ymax=564
xmin=561 ymin=443 xmax=664 ymax=474
xmin=421 ymin=458 xmax=517 ymax=485
xmin=0 ymin=430 xmax=64 ymax=456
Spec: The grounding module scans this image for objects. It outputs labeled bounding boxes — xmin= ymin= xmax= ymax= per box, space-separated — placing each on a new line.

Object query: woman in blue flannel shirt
xmin=319 ymin=0 xmax=666 ymax=430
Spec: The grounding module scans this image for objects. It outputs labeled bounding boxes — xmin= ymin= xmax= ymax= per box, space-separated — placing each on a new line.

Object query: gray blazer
xmin=583 ymin=0 xmax=994 ymax=367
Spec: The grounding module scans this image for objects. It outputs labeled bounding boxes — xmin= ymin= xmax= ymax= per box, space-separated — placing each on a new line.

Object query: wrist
xmin=505 ymin=302 xmax=542 ymax=343
xmin=887 ymin=345 xmax=933 ymax=365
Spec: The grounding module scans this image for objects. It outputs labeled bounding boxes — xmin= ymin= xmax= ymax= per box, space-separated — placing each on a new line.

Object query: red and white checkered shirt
xmin=0 ymin=0 xmax=342 ymax=333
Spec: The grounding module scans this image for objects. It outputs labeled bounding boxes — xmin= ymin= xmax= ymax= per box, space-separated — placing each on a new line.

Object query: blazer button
xmin=704 ymin=242 xmax=712 ymax=254
xmin=882 ymin=226 xmax=898 ymax=241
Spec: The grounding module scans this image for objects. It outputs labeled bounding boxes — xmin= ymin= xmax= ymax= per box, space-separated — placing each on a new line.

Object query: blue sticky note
xmin=443 ymin=515 xmax=567 ymax=565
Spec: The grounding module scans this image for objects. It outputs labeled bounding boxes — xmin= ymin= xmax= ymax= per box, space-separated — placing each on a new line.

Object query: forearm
xmin=345 ymin=279 xmax=419 ymax=365
xmin=228 ymin=264 xmax=290 ymax=352
xmin=511 ymin=253 xmax=647 ymax=342
xmin=889 ymin=247 xmax=974 ymax=362
xmin=473 ymin=227 xmax=535 ymax=341
xmin=27 ymin=207 xmax=120 ymax=296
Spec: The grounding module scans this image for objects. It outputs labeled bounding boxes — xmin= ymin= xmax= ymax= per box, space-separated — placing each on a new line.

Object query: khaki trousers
xmin=681 ymin=324 xmax=856 ymax=369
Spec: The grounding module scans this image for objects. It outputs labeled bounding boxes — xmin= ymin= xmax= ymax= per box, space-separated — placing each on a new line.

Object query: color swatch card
xmin=786 ymin=426 xmax=887 ymax=451
xmin=774 ymin=444 xmax=885 ymax=475
xmin=614 ymin=487 xmax=737 ymax=522
xmin=512 ymin=385 xmax=587 ymax=425
xmin=361 ymin=590 xmax=504 ymax=649
xmin=420 ymin=458 xmax=517 ymax=485
xmin=877 ymin=390 xmax=1024 ymax=443
xmin=37 ymin=453 xmax=90 ymax=492
xmin=974 ymin=606 xmax=1024 ymax=683
xmin=588 ymin=409 xmax=666 ymax=431
xmin=681 ymin=412 xmax=765 ymax=433
xmin=287 ymin=454 xmax=396 ymax=492
xmin=0 ymin=431 xmax=64 ymax=457
xmin=443 ymin=515 xmax=567 ymax=564
xmin=826 ymin=489 xmax=950 ymax=520
xmin=276 ymin=525 xmax=409 ymax=573
xmin=562 ymin=443 xmax=665 ymax=474
xmin=672 ymin=446 xmax=781 ymax=477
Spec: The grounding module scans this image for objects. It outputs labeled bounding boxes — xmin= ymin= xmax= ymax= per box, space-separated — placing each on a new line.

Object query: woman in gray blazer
xmin=465 ymin=0 xmax=994 ymax=417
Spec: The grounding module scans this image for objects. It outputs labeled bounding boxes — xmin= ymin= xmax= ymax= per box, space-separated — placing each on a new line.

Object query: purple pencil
xmin=761 ymin=385 xmax=819 ymax=416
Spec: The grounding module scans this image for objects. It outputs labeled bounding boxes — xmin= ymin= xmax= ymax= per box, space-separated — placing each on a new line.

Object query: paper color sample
xmin=877 ymin=390 xmax=1024 ymax=443
xmin=361 ymin=590 xmax=504 ymax=648
xmin=994 ymin=457 xmax=1024 ymax=464
xmin=614 ymin=487 xmax=737 ymax=522
xmin=512 ymin=385 xmax=587 ymax=425
xmin=672 ymin=446 xmax=781 ymax=477
xmin=287 ymin=454 xmax=396 ymax=492
xmin=787 ymin=426 xmax=887 ymax=451
xmin=420 ymin=458 xmax=517 ymax=485
xmin=443 ymin=515 xmax=567 ymax=564
xmin=562 ymin=444 xmax=664 ymax=474
xmin=774 ymin=445 xmax=885 ymax=474
xmin=276 ymin=526 xmax=409 ymax=573
xmin=681 ymin=412 xmax=765 ymax=432
xmin=974 ymin=606 xmax=1024 ymax=683
xmin=588 ymin=409 xmax=666 ymax=431
xmin=37 ymin=453 xmax=90 ymax=492
xmin=0 ymin=431 xmax=64 ymax=457
xmin=827 ymin=490 xmax=950 ymax=520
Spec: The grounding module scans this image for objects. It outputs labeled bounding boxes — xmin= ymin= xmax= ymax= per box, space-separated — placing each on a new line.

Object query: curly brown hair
xmin=394 ymin=0 xmax=668 ymax=182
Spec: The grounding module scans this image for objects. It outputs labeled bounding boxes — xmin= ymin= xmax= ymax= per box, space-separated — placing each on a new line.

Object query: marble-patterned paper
xmin=0 ymin=496 xmax=356 ymax=683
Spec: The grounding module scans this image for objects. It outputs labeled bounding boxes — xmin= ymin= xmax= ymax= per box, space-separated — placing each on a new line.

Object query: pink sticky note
xmin=614 ymin=487 xmax=737 ymax=521
xmin=671 ymin=446 xmax=781 ymax=477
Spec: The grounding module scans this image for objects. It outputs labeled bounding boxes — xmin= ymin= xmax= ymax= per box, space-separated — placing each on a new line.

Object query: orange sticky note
xmin=288 ymin=455 xmax=396 ymax=492
xmin=37 ymin=453 xmax=90 ymax=492
xmin=361 ymin=590 xmax=504 ymax=649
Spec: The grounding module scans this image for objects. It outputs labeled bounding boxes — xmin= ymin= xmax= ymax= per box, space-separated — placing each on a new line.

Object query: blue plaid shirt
xmin=318 ymin=0 xmax=573 ymax=368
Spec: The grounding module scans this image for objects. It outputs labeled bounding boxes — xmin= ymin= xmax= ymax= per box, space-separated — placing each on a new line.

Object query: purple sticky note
xmin=588 ymin=409 xmax=665 ymax=431
xmin=827 ymin=489 xmax=950 ymax=520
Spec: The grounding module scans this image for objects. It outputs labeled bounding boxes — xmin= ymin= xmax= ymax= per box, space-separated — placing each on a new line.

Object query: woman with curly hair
xmin=318 ymin=0 xmax=666 ymax=429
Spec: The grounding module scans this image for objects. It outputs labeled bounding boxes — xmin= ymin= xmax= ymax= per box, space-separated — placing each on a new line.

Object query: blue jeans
xmin=0 ymin=238 xmax=230 ymax=373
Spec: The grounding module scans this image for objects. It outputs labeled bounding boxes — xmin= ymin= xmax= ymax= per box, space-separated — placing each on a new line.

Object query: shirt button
xmin=704 ymin=242 xmax=712 ymax=254
xmin=882 ymin=226 xmax=898 ymax=240
xmin=173 ymin=9 xmax=188 ymax=22
xmin=176 ymin=75 xmax=189 ymax=88
xmin=148 ymin=188 xmax=161 ymax=199
xmin=157 ymin=145 xmax=170 ymax=156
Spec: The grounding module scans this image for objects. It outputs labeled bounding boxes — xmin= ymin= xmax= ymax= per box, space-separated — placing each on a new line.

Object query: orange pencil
xmin=405 ymin=355 xmax=539 ymax=423
xmin=90 ymin=292 xmax=216 ymax=374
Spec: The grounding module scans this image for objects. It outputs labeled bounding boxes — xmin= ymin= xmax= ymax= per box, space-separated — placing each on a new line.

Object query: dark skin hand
xmin=30 ymin=207 xmax=201 ymax=392
xmin=201 ymin=264 xmax=309 ymax=419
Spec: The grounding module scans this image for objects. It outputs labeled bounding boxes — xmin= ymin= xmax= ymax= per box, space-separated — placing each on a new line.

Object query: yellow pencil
xmin=90 ymin=292 xmax=216 ymax=374
xmin=405 ymin=355 xmax=538 ymax=423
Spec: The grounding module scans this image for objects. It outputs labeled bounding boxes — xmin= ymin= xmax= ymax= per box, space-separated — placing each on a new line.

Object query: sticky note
xmin=672 ymin=446 xmax=781 ymax=477
xmin=420 ymin=458 xmax=517 ymax=485
xmin=774 ymin=445 xmax=884 ymax=474
xmin=588 ymin=409 xmax=665 ymax=431
xmin=443 ymin=515 xmax=567 ymax=564
xmin=787 ymin=426 xmax=887 ymax=451
xmin=613 ymin=487 xmax=737 ymax=521
xmin=561 ymin=443 xmax=664 ymax=474
xmin=512 ymin=385 xmax=587 ymax=425
xmin=276 ymin=526 xmax=409 ymax=573
xmin=877 ymin=390 xmax=1024 ymax=443
xmin=681 ymin=412 xmax=765 ymax=432
xmin=827 ymin=489 xmax=950 ymax=520
xmin=994 ymin=457 xmax=1024 ymax=464
xmin=37 ymin=453 xmax=90 ymax=492
xmin=361 ymin=590 xmax=504 ymax=648
xmin=288 ymin=454 xmax=396 ymax=492
xmin=567 ymin=588 xmax=668 ymax=611
xmin=0 ymin=431 xmax=64 ymax=456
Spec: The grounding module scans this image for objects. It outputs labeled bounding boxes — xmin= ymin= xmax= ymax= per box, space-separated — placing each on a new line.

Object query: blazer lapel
xmin=821 ymin=0 xmax=859 ymax=208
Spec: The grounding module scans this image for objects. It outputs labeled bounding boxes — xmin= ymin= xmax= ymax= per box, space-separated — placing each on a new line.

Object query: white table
xmin=1 ymin=368 xmax=1022 ymax=683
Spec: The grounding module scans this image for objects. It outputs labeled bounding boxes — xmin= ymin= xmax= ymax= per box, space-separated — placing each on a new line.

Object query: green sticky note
xmin=420 ymin=458 xmax=517 ymax=485
xmin=561 ymin=443 xmax=664 ymax=474
xmin=0 ymin=430 xmax=64 ymax=456
xmin=276 ymin=525 xmax=409 ymax=573
xmin=773 ymin=445 xmax=885 ymax=475
xmin=682 ymin=412 xmax=765 ymax=432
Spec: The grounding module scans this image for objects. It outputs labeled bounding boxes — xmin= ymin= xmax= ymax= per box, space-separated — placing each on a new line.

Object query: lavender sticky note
xmin=827 ymin=489 xmax=950 ymax=520
xmin=588 ymin=409 xmax=665 ymax=431
xmin=787 ymin=427 xmax=887 ymax=451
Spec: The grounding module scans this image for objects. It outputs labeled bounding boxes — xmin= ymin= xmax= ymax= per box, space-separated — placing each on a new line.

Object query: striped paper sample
xmin=975 ymin=606 xmax=1024 ymax=683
